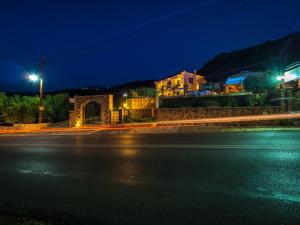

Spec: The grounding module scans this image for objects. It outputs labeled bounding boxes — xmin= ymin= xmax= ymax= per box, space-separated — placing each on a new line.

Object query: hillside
xmin=107 ymin=80 xmax=155 ymax=93
xmin=198 ymin=32 xmax=300 ymax=82
xmin=44 ymin=80 xmax=155 ymax=97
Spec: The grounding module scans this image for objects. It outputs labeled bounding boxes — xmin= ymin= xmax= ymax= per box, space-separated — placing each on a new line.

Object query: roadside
xmin=0 ymin=125 xmax=300 ymax=136
xmin=0 ymin=113 xmax=300 ymax=136
xmin=0 ymin=127 xmax=102 ymax=136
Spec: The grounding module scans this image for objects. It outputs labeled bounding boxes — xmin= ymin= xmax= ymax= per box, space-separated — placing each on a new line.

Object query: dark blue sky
xmin=0 ymin=0 xmax=299 ymax=92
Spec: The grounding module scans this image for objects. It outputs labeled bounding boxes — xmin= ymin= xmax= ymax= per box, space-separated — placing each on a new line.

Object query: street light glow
xmin=276 ymin=76 xmax=284 ymax=81
xmin=28 ymin=74 xmax=39 ymax=82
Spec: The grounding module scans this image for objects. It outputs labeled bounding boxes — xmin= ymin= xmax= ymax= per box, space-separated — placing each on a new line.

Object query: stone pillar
xmin=69 ymin=110 xmax=79 ymax=127
xmin=156 ymin=95 xmax=160 ymax=109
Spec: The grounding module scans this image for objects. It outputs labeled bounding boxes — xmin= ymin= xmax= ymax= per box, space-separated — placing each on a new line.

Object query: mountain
xmin=198 ymin=32 xmax=300 ymax=82
xmin=45 ymin=80 xmax=155 ymax=97
xmin=107 ymin=80 xmax=155 ymax=94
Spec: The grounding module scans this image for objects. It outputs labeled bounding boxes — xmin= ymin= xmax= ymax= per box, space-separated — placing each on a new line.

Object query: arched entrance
xmin=69 ymin=95 xmax=113 ymax=127
xmin=83 ymin=101 xmax=102 ymax=124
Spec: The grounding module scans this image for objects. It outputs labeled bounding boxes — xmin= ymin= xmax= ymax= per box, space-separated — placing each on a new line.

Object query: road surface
xmin=0 ymin=131 xmax=299 ymax=224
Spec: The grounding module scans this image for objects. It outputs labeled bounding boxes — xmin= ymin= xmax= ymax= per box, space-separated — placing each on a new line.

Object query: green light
xmin=276 ymin=76 xmax=284 ymax=81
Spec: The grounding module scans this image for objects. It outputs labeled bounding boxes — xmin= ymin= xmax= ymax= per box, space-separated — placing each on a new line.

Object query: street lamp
xmin=28 ymin=74 xmax=39 ymax=82
xmin=123 ymin=92 xmax=128 ymax=109
xmin=28 ymin=73 xmax=44 ymax=123
xmin=27 ymin=57 xmax=45 ymax=124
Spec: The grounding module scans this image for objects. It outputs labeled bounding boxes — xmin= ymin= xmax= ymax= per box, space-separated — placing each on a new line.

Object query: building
xmin=128 ymin=97 xmax=156 ymax=109
xmin=282 ymin=61 xmax=300 ymax=112
xmin=224 ymin=71 xmax=261 ymax=94
xmin=200 ymin=81 xmax=225 ymax=95
xmin=155 ymin=70 xmax=206 ymax=97
xmin=283 ymin=61 xmax=300 ymax=84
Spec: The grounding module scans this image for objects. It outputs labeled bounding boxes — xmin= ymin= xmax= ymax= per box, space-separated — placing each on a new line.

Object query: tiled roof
xmin=156 ymin=70 xmax=204 ymax=82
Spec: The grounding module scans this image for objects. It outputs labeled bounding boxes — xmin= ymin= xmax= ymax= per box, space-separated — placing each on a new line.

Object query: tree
xmin=244 ymin=70 xmax=277 ymax=93
xmin=0 ymin=93 xmax=69 ymax=124
xmin=44 ymin=94 xmax=69 ymax=122
xmin=3 ymin=95 xmax=39 ymax=124
xmin=4 ymin=95 xmax=22 ymax=124
xmin=248 ymin=93 xmax=268 ymax=106
xmin=19 ymin=96 xmax=39 ymax=123
xmin=244 ymin=70 xmax=279 ymax=106
xmin=0 ymin=92 xmax=8 ymax=122
xmin=130 ymin=88 xmax=156 ymax=97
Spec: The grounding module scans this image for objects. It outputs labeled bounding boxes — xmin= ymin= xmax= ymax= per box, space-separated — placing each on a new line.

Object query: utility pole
xmin=38 ymin=56 xmax=45 ymax=123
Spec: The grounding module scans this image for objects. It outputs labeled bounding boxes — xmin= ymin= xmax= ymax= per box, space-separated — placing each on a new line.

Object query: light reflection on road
xmin=0 ymin=131 xmax=299 ymax=224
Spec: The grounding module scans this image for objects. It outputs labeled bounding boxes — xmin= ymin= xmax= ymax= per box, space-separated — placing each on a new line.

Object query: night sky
xmin=0 ymin=0 xmax=299 ymax=92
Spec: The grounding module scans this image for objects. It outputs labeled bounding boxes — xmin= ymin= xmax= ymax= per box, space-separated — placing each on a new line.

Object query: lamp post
xmin=123 ymin=92 xmax=128 ymax=109
xmin=28 ymin=57 xmax=45 ymax=123
xmin=120 ymin=92 xmax=128 ymax=123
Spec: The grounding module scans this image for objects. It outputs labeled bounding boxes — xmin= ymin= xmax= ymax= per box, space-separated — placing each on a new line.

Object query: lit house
xmin=283 ymin=62 xmax=300 ymax=111
xmin=155 ymin=70 xmax=206 ymax=97
xmin=283 ymin=61 xmax=300 ymax=85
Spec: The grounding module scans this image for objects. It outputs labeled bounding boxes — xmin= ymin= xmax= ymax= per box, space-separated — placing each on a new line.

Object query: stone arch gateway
xmin=69 ymin=95 xmax=113 ymax=127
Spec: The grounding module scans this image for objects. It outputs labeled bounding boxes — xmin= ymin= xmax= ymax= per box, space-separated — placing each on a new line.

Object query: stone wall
xmin=69 ymin=110 xmax=78 ymax=127
xmin=111 ymin=111 xmax=120 ymax=124
xmin=13 ymin=123 xmax=50 ymax=130
xmin=125 ymin=109 xmax=155 ymax=119
xmin=0 ymin=123 xmax=50 ymax=131
xmin=156 ymin=107 xmax=283 ymax=121
xmin=159 ymin=95 xmax=254 ymax=108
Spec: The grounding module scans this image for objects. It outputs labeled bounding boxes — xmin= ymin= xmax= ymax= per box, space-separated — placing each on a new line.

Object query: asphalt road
xmin=0 ymin=131 xmax=299 ymax=225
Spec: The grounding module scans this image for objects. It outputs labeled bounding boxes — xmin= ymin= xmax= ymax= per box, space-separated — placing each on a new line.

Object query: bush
xmin=248 ymin=93 xmax=268 ymax=106
xmin=0 ymin=93 xmax=69 ymax=124
xmin=44 ymin=94 xmax=69 ymax=122
xmin=3 ymin=95 xmax=39 ymax=124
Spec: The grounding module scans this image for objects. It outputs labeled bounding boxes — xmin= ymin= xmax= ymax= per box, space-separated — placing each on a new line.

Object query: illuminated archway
xmin=69 ymin=95 xmax=113 ymax=127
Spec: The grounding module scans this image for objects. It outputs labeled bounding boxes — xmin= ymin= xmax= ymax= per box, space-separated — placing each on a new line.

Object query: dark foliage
xmin=0 ymin=93 xmax=69 ymax=124
xmin=45 ymin=80 xmax=155 ymax=98
xmin=107 ymin=80 xmax=155 ymax=94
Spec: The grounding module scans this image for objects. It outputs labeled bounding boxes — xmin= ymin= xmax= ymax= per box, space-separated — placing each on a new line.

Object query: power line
xmin=0 ymin=0 xmax=266 ymax=74
xmin=46 ymin=0 xmax=224 ymax=61
xmin=47 ymin=34 xmax=133 ymax=60
xmin=43 ymin=0 xmax=259 ymax=65
xmin=47 ymin=38 xmax=145 ymax=65
xmin=0 ymin=0 xmax=227 ymax=72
